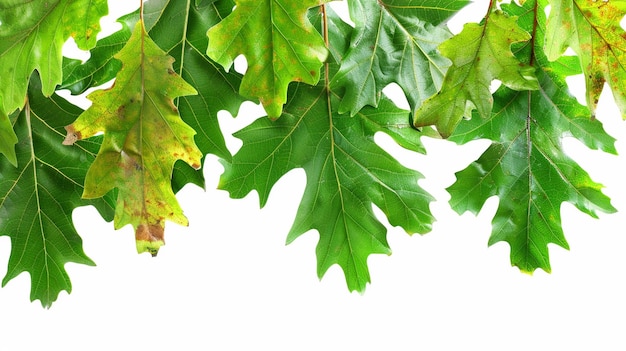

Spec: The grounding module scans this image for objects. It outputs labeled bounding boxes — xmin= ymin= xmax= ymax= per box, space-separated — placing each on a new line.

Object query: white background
xmin=1 ymin=1 xmax=626 ymax=350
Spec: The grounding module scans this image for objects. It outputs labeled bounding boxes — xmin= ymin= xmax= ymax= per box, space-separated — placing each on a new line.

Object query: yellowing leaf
xmin=545 ymin=0 xmax=626 ymax=116
xmin=0 ymin=0 xmax=108 ymax=115
xmin=64 ymin=20 xmax=201 ymax=256
xmin=206 ymin=0 xmax=329 ymax=118
xmin=413 ymin=9 xmax=539 ymax=137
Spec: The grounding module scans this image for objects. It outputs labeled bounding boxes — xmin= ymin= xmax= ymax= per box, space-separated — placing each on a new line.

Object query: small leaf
xmin=331 ymin=0 xmax=466 ymax=116
xmin=207 ymin=0 xmax=329 ymax=118
xmin=64 ymin=20 xmax=201 ymax=256
xmin=0 ymin=0 xmax=108 ymax=115
xmin=0 ymin=75 xmax=114 ymax=307
xmin=413 ymin=9 xmax=539 ymax=137
xmin=545 ymin=0 xmax=626 ymax=117
xmin=448 ymin=0 xmax=616 ymax=273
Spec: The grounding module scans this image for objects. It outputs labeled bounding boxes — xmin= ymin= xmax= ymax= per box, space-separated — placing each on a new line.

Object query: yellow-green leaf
xmin=413 ymin=9 xmax=539 ymax=137
xmin=63 ymin=20 xmax=201 ymax=256
xmin=206 ymin=0 xmax=329 ymax=118
xmin=0 ymin=0 xmax=108 ymax=115
xmin=545 ymin=0 xmax=626 ymax=117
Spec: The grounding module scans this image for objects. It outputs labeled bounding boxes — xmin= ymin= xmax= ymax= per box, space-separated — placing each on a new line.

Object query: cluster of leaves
xmin=0 ymin=0 xmax=623 ymax=307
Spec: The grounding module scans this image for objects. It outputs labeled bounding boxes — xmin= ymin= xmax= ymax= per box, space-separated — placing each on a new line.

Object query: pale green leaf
xmin=0 ymin=0 xmax=108 ymax=115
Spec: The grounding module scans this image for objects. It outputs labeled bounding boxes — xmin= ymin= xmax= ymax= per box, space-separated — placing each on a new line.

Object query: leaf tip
xmin=135 ymin=224 xmax=165 ymax=257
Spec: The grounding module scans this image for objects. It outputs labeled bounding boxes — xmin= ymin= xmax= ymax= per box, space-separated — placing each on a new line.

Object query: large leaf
xmin=413 ymin=8 xmax=539 ymax=137
xmin=220 ymin=9 xmax=435 ymax=292
xmin=545 ymin=0 xmax=626 ymax=117
xmin=207 ymin=0 xmax=329 ymax=118
xmin=61 ymin=0 xmax=246 ymax=191
xmin=63 ymin=21 xmax=202 ymax=256
xmin=448 ymin=0 xmax=616 ymax=273
xmin=0 ymin=76 xmax=114 ymax=307
xmin=0 ymin=0 xmax=108 ymax=115
xmin=331 ymin=0 xmax=467 ymax=116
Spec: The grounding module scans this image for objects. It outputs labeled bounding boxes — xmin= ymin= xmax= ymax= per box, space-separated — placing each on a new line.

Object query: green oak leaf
xmin=63 ymin=20 xmax=202 ymax=256
xmin=545 ymin=0 xmax=626 ymax=117
xmin=0 ymin=0 xmax=108 ymax=115
xmin=448 ymin=0 xmax=616 ymax=273
xmin=207 ymin=0 xmax=329 ymax=118
xmin=220 ymin=8 xmax=434 ymax=292
xmin=413 ymin=8 xmax=539 ymax=137
xmin=0 ymin=75 xmax=114 ymax=307
xmin=331 ymin=0 xmax=467 ymax=116
xmin=61 ymin=0 xmax=246 ymax=192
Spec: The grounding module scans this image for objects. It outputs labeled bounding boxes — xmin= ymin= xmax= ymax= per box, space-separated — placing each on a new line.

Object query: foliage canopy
xmin=0 ymin=0 xmax=623 ymax=307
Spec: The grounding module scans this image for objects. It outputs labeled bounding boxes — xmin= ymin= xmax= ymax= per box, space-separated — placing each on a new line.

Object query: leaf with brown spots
xmin=63 ymin=20 xmax=201 ymax=255
xmin=545 ymin=0 xmax=626 ymax=117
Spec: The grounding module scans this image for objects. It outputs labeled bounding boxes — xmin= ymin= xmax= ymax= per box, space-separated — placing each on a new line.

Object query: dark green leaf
xmin=448 ymin=0 xmax=616 ymax=273
xmin=0 ymin=75 xmax=114 ymax=307
xmin=331 ymin=0 xmax=467 ymax=116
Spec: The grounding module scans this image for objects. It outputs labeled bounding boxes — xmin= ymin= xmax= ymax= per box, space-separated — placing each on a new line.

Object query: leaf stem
xmin=140 ymin=0 xmax=144 ymax=23
xmin=321 ymin=4 xmax=330 ymax=90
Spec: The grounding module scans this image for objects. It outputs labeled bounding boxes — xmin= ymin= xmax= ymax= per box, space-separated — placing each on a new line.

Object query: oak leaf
xmin=207 ymin=0 xmax=329 ymax=118
xmin=61 ymin=0 xmax=247 ymax=191
xmin=331 ymin=0 xmax=467 ymax=116
xmin=0 ymin=76 xmax=114 ymax=307
xmin=64 ymin=20 xmax=201 ymax=256
xmin=220 ymin=9 xmax=435 ymax=291
xmin=448 ymin=1 xmax=616 ymax=272
xmin=413 ymin=9 xmax=539 ymax=137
